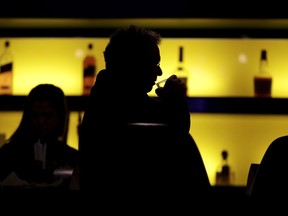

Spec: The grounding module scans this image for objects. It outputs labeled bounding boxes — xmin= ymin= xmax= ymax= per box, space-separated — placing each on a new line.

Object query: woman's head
xmin=9 ymin=84 xmax=69 ymax=143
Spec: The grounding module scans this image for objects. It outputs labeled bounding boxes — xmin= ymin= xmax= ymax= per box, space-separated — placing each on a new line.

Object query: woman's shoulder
xmin=54 ymin=141 xmax=79 ymax=156
xmin=0 ymin=141 xmax=22 ymax=153
xmin=0 ymin=143 xmax=13 ymax=156
xmin=63 ymin=144 xmax=79 ymax=154
xmin=60 ymin=144 xmax=79 ymax=167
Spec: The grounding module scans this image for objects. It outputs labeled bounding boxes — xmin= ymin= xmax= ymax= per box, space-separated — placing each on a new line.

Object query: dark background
xmin=1 ymin=0 xmax=287 ymax=18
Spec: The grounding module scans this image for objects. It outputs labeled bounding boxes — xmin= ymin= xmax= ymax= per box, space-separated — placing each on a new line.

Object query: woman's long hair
xmin=5 ymin=84 xmax=69 ymax=145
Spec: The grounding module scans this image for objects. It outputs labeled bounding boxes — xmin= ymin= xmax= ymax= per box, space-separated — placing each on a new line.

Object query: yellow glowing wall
xmin=0 ymin=38 xmax=109 ymax=95
xmin=2 ymin=38 xmax=288 ymax=97
xmin=1 ymin=111 xmax=287 ymax=186
xmin=2 ymin=38 xmax=288 ymax=186
xmin=190 ymin=113 xmax=288 ymax=186
xmin=156 ymin=38 xmax=288 ymax=97
xmin=0 ymin=111 xmax=81 ymax=150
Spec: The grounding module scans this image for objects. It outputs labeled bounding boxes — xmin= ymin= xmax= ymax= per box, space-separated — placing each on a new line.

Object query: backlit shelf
xmin=1 ymin=95 xmax=288 ymax=114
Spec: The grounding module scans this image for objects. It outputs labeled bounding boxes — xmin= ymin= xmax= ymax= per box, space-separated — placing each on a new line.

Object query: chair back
xmin=246 ymin=163 xmax=259 ymax=196
xmin=86 ymin=122 xmax=211 ymax=203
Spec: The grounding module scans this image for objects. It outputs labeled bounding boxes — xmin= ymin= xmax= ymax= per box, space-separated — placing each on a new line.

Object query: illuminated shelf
xmin=187 ymin=97 xmax=288 ymax=114
xmin=1 ymin=95 xmax=288 ymax=114
xmin=0 ymin=95 xmax=89 ymax=112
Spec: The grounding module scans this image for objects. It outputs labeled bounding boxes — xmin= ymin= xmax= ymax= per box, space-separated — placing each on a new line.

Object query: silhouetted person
xmin=249 ymin=135 xmax=288 ymax=211
xmin=79 ymin=25 xmax=210 ymax=209
xmin=0 ymin=84 xmax=79 ymax=189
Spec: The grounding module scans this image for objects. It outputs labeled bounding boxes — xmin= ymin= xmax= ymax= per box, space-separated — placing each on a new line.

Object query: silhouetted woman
xmin=0 ymin=84 xmax=79 ymax=187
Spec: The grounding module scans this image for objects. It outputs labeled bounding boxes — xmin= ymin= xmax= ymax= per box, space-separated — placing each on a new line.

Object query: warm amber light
xmin=1 ymin=38 xmax=109 ymax=95
xmin=3 ymin=37 xmax=288 ymax=186
xmin=1 ymin=37 xmax=288 ymax=97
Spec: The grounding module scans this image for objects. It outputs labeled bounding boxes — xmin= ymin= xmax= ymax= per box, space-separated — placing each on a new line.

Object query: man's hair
xmin=104 ymin=25 xmax=161 ymax=70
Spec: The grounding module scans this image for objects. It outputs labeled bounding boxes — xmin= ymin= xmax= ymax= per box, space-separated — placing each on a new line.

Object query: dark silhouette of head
xmin=7 ymin=84 xmax=69 ymax=144
xmin=103 ymin=25 xmax=163 ymax=93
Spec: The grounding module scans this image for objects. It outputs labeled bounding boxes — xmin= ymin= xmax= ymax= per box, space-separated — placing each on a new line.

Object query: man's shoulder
xmin=269 ymin=135 xmax=288 ymax=149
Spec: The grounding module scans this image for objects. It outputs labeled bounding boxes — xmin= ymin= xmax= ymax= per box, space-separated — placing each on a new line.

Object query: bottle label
xmin=83 ymin=55 xmax=96 ymax=95
xmin=0 ymin=62 xmax=12 ymax=72
xmin=0 ymin=62 xmax=13 ymax=95
xmin=84 ymin=65 xmax=96 ymax=77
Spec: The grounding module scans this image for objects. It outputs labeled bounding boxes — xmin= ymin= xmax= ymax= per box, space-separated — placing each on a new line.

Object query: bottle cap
xmin=5 ymin=41 xmax=9 ymax=47
xmin=261 ymin=49 xmax=267 ymax=60
xmin=222 ymin=150 xmax=228 ymax=160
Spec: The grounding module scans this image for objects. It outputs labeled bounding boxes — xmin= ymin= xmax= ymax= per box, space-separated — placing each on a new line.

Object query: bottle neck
xmin=259 ymin=50 xmax=270 ymax=75
xmin=259 ymin=58 xmax=269 ymax=75
xmin=177 ymin=46 xmax=185 ymax=71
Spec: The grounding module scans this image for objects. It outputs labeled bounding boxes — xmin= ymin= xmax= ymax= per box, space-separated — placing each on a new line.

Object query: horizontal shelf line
xmin=186 ymin=97 xmax=288 ymax=114
xmin=1 ymin=96 xmax=288 ymax=114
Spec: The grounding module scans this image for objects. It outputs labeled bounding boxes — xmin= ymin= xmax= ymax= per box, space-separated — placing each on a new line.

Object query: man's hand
xmin=155 ymin=75 xmax=187 ymax=99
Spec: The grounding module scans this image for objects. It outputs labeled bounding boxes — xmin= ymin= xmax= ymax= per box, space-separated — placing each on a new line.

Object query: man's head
xmin=104 ymin=25 xmax=163 ymax=93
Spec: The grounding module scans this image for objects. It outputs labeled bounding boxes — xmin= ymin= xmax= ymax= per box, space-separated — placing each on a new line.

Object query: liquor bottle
xmin=174 ymin=46 xmax=189 ymax=96
xmin=254 ymin=49 xmax=272 ymax=97
xmin=216 ymin=150 xmax=234 ymax=185
xmin=83 ymin=43 xmax=96 ymax=95
xmin=0 ymin=40 xmax=13 ymax=95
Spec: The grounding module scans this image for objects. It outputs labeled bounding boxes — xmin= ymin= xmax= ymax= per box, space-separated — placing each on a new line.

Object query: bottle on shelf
xmin=174 ymin=46 xmax=189 ymax=96
xmin=215 ymin=150 xmax=235 ymax=186
xmin=83 ymin=43 xmax=96 ymax=96
xmin=254 ymin=49 xmax=272 ymax=98
xmin=0 ymin=40 xmax=13 ymax=95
